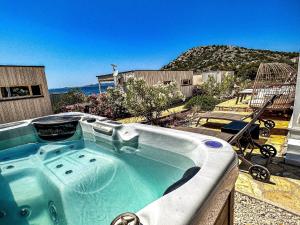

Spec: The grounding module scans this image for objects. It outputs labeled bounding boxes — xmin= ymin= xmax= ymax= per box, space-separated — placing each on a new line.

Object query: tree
xmin=202 ymin=76 xmax=221 ymax=97
xmin=106 ymin=87 xmax=129 ymax=118
xmin=236 ymin=62 xmax=260 ymax=80
xmin=219 ymin=75 xmax=235 ymax=99
xmin=124 ymin=78 xmax=184 ymax=123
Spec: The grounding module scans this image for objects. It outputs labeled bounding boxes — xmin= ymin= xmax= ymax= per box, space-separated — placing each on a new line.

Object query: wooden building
xmin=97 ymin=70 xmax=194 ymax=97
xmin=0 ymin=65 xmax=52 ymax=124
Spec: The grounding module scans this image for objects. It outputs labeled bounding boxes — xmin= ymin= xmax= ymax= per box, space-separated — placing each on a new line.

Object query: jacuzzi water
xmin=0 ymin=138 xmax=194 ymax=225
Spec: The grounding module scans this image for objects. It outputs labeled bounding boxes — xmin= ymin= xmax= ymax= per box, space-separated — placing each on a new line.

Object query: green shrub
xmin=184 ymin=95 xmax=219 ymax=111
xmin=54 ymin=88 xmax=86 ymax=113
xmin=199 ymin=75 xmax=236 ymax=100
xmin=192 ymin=85 xmax=206 ymax=96
xmin=124 ymin=78 xmax=184 ymax=123
xmin=106 ymin=87 xmax=129 ymax=118
xmin=60 ymin=88 xmax=86 ymax=105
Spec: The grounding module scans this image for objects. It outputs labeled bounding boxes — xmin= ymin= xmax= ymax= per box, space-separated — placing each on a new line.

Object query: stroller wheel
xmin=260 ymin=144 xmax=277 ymax=158
xmin=249 ymin=165 xmax=270 ymax=182
xmin=264 ymin=120 xmax=275 ymax=129
xmin=259 ymin=127 xmax=270 ymax=137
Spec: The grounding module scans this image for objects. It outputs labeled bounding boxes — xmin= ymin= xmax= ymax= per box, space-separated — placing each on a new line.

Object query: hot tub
xmin=0 ymin=113 xmax=238 ymax=225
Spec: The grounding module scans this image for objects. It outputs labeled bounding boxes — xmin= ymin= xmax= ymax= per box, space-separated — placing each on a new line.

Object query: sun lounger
xmin=176 ymin=95 xmax=279 ymax=182
xmin=196 ymin=108 xmax=276 ymax=137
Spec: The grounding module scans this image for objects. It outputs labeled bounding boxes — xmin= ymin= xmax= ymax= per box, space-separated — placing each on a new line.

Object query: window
xmin=0 ymin=87 xmax=8 ymax=98
xmin=181 ymin=79 xmax=192 ymax=86
xmin=0 ymin=85 xmax=43 ymax=100
xmin=1 ymin=86 xmax=30 ymax=98
xmin=163 ymin=81 xmax=171 ymax=85
xmin=31 ymin=85 xmax=42 ymax=96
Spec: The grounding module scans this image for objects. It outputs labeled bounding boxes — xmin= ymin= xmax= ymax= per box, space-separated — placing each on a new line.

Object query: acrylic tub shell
xmin=0 ymin=113 xmax=238 ymax=225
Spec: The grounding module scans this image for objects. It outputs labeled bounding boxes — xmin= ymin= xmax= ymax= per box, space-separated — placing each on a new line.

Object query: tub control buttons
xmin=204 ymin=140 xmax=223 ymax=149
xmin=19 ymin=206 xmax=31 ymax=218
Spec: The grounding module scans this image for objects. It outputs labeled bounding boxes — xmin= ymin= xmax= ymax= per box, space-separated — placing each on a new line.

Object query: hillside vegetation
xmin=162 ymin=45 xmax=298 ymax=80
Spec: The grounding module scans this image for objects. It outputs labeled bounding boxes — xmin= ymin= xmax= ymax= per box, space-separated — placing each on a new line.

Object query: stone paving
xmin=121 ymin=98 xmax=300 ymax=215
xmin=194 ymin=112 xmax=300 ymax=215
xmin=234 ymin=191 xmax=300 ymax=225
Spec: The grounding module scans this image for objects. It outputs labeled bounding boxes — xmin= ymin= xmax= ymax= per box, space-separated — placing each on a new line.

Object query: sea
xmin=49 ymin=83 xmax=114 ymax=95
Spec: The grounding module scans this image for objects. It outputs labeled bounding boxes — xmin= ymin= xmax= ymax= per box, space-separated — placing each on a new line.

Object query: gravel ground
xmin=234 ymin=192 xmax=300 ymax=225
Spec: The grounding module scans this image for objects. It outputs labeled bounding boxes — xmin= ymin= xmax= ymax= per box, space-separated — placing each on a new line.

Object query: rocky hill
xmin=162 ymin=45 xmax=298 ymax=79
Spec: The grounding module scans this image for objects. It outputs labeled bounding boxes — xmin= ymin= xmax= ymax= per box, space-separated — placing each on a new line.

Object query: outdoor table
xmin=236 ymin=88 xmax=253 ymax=104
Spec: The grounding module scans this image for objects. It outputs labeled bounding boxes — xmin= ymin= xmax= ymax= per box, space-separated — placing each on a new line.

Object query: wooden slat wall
xmin=126 ymin=71 xmax=194 ymax=97
xmin=0 ymin=66 xmax=53 ymax=123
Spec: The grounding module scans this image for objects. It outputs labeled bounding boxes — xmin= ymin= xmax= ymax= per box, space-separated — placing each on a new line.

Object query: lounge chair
xmin=195 ymin=106 xmax=276 ymax=137
xmin=176 ymin=95 xmax=279 ymax=182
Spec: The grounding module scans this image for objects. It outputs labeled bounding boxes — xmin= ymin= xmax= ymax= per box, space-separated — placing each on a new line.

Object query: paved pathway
xmin=234 ymin=191 xmax=300 ymax=225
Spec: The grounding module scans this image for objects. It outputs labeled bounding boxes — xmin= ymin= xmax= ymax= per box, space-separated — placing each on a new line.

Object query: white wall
xmin=193 ymin=71 xmax=234 ymax=85
xmin=286 ymin=56 xmax=300 ymax=166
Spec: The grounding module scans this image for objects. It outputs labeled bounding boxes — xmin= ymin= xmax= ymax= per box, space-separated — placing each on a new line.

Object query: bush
xmin=184 ymin=95 xmax=219 ymax=111
xmin=87 ymin=94 xmax=112 ymax=117
xmin=58 ymin=90 xmax=129 ymax=118
xmin=59 ymin=88 xmax=86 ymax=105
xmin=60 ymin=103 xmax=86 ymax=113
xmin=54 ymin=88 xmax=86 ymax=113
xmin=124 ymin=78 xmax=184 ymax=123
xmin=106 ymin=87 xmax=129 ymax=118
xmin=192 ymin=85 xmax=206 ymax=96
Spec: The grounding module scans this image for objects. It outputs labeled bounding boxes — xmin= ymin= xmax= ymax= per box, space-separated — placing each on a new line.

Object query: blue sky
xmin=0 ymin=0 xmax=299 ymax=88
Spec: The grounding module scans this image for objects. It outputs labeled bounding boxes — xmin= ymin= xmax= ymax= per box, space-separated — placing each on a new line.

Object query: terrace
xmin=191 ymin=106 xmax=300 ymax=214
xmin=2 ymin=63 xmax=299 ymax=225
xmin=115 ymin=95 xmax=300 ymax=223
xmin=116 ymin=62 xmax=300 ymax=223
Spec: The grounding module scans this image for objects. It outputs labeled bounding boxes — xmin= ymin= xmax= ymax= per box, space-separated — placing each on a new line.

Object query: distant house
xmin=97 ymin=70 xmax=194 ymax=97
xmin=291 ymin=57 xmax=299 ymax=63
xmin=193 ymin=71 xmax=234 ymax=85
xmin=0 ymin=65 xmax=52 ymax=124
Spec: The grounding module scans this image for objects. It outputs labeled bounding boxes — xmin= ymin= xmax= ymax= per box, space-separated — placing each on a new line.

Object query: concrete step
xmin=286 ymin=138 xmax=300 ymax=166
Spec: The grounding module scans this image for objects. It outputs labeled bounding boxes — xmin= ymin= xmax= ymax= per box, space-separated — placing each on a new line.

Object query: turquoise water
xmin=0 ymin=140 xmax=194 ymax=225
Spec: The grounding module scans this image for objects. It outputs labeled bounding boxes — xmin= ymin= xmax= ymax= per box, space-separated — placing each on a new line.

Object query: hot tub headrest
xmin=32 ymin=115 xmax=81 ymax=141
xmin=32 ymin=115 xmax=81 ymax=126
xmin=163 ymin=166 xmax=200 ymax=196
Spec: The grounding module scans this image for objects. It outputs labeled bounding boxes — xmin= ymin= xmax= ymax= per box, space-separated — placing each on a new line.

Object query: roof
xmin=97 ymin=69 xmax=192 ymax=78
xmin=0 ymin=65 xmax=45 ymax=68
xmin=195 ymin=70 xmax=234 ymax=74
